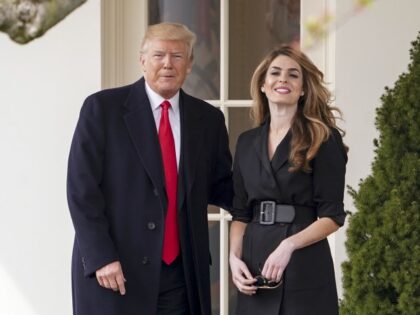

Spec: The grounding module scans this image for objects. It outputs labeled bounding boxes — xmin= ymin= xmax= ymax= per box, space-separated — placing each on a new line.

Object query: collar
xmin=145 ymin=81 xmax=180 ymax=114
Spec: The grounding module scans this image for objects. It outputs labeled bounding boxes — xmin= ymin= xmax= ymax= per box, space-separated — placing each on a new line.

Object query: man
xmin=67 ymin=23 xmax=232 ymax=315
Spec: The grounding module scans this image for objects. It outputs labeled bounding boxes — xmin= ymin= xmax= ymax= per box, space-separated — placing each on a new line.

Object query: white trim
xmin=220 ymin=0 xmax=229 ymax=104
xmin=220 ymin=2 xmax=230 ymax=310
xmin=208 ymin=212 xmax=232 ymax=221
xmin=220 ymin=218 xmax=229 ymax=315
xmin=301 ymin=0 xmax=341 ymax=288
xmin=206 ymin=100 xmax=253 ymax=108
xmin=101 ymin=0 xmax=148 ymax=89
xmin=100 ymin=1 xmax=331 ymax=312
xmin=301 ymin=0 xmax=329 ymax=72
xmin=325 ymin=0 xmax=336 ymax=92
xmin=324 ymin=0 xmax=337 ymax=261
xmin=101 ymin=0 xmax=124 ymax=89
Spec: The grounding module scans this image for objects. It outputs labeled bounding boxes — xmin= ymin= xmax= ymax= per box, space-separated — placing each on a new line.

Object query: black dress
xmin=230 ymin=120 xmax=347 ymax=315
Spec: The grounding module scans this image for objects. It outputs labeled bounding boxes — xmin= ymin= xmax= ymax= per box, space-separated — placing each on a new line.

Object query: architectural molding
xmin=101 ymin=0 xmax=147 ymax=89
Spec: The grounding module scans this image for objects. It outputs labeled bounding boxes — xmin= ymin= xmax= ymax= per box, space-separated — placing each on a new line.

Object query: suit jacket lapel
xmin=253 ymin=119 xmax=291 ymax=177
xmin=271 ymin=129 xmax=291 ymax=173
xmin=253 ymin=120 xmax=273 ymax=175
xmin=123 ymin=78 xmax=166 ymax=205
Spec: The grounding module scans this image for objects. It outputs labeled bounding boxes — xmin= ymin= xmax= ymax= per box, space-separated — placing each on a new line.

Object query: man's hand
xmin=95 ymin=261 xmax=126 ymax=295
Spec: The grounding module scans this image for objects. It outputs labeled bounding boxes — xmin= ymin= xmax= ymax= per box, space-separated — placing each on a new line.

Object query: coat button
xmin=141 ymin=257 xmax=150 ymax=265
xmin=153 ymin=188 xmax=159 ymax=196
xmin=147 ymin=222 xmax=156 ymax=230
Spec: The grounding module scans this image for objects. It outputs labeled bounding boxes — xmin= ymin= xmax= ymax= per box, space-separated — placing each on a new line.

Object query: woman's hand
xmin=229 ymin=254 xmax=257 ymax=295
xmin=261 ymin=238 xmax=295 ymax=283
xmin=261 ymin=217 xmax=339 ymax=283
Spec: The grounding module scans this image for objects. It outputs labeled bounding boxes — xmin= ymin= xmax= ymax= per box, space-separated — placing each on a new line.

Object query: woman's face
xmin=262 ymin=54 xmax=304 ymax=107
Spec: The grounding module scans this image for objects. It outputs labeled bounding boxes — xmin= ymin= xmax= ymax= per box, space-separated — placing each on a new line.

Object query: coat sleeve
xmin=230 ymin=134 xmax=253 ymax=223
xmin=67 ymin=95 xmax=119 ymax=277
xmin=208 ymin=112 xmax=234 ymax=210
xmin=312 ymin=128 xmax=348 ymax=226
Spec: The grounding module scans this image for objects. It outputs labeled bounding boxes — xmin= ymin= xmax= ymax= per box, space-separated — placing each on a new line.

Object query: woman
xmin=229 ymin=45 xmax=348 ymax=315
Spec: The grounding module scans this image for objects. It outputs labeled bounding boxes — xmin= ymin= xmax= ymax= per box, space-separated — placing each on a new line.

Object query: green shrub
xmin=340 ymin=33 xmax=420 ymax=315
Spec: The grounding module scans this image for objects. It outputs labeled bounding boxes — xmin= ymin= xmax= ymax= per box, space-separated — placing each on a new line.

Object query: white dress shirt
xmin=145 ymin=82 xmax=181 ymax=169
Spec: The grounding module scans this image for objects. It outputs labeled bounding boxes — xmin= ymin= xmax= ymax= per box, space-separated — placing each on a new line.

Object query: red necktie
xmin=158 ymin=100 xmax=179 ymax=265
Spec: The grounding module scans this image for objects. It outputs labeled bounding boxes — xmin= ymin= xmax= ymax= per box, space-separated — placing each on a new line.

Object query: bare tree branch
xmin=0 ymin=0 xmax=87 ymax=44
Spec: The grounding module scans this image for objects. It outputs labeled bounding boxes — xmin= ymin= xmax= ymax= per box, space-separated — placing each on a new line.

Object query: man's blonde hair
xmin=141 ymin=22 xmax=196 ymax=60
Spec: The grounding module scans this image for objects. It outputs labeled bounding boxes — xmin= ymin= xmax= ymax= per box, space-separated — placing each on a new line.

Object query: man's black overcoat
xmin=67 ymin=78 xmax=233 ymax=315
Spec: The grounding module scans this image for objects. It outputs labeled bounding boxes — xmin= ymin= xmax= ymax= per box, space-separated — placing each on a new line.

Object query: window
xmin=102 ymin=1 xmax=341 ymax=313
xmin=149 ymin=2 xmax=299 ymax=313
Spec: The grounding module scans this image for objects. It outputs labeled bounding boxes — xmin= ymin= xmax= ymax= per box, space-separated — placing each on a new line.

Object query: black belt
xmin=252 ymin=201 xmax=316 ymax=225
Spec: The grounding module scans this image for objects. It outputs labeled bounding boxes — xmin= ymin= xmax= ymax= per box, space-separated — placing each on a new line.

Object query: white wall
xmin=334 ymin=0 xmax=420 ymax=297
xmin=1 ymin=0 xmax=420 ymax=313
xmin=0 ymin=1 xmax=100 ymax=314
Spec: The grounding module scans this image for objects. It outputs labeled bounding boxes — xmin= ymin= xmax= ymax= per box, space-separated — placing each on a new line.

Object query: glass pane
xmin=208 ymin=205 xmax=220 ymax=214
xmin=149 ymin=0 xmax=220 ymax=100
xmin=228 ymin=107 xmax=254 ymax=156
xmin=208 ymin=221 xmax=220 ymax=315
xmin=229 ymin=0 xmax=300 ymax=99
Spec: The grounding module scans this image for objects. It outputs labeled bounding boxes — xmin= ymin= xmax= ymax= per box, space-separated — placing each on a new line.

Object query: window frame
xmin=101 ymin=1 xmax=336 ymax=313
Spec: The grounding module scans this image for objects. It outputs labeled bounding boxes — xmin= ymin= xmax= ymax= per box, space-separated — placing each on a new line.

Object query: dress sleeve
xmin=230 ymin=134 xmax=253 ymax=223
xmin=312 ymin=128 xmax=348 ymax=226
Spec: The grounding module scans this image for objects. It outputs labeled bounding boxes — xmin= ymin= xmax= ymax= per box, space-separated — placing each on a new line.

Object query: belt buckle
xmin=259 ymin=201 xmax=276 ymax=225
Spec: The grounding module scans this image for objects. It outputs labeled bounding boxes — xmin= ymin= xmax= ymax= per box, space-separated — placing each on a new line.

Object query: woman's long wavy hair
xmin=250 ymin=45 xmax=346 ymax=172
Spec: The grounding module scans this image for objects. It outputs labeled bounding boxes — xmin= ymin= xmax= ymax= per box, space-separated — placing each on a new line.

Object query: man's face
xmin=141 ymin=39 xmax=192 ymax=99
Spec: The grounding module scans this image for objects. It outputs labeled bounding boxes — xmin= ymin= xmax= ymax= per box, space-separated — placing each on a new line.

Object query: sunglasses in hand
xmin=254 ymin=275 xmax=283 ymax=289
